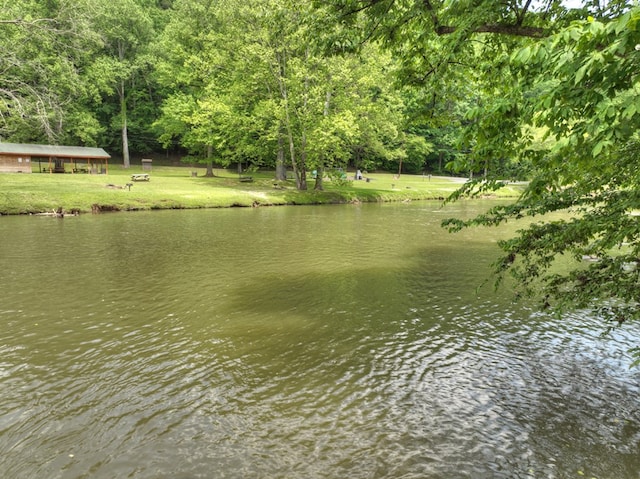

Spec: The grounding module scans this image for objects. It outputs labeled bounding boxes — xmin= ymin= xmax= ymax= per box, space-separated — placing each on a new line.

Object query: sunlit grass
xmin=0 ymin=166 xmax=524 ymax=214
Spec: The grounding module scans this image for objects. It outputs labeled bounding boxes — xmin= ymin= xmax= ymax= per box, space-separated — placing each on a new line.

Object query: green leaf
xmin=615 ymin=11 xmax=631 ymax=34
xmin=574 ymin=63 xmax=588 ymax=85
xmin=623 ymin=101 xmax=637 ymax=119
xmin=592 ymin=140 xmax=605 ymax=157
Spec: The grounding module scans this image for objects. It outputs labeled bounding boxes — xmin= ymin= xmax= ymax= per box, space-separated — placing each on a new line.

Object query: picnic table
xmin=131 ymin=173 xmax=150 ymax=181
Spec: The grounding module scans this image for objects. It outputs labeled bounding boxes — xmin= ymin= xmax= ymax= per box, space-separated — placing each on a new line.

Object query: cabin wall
xmin=0 ymin=155 xmax=32 ymax=173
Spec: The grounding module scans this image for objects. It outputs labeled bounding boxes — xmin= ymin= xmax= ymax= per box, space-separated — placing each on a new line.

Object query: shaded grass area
xmin=0 ymin=166 xmax=524 ymax=215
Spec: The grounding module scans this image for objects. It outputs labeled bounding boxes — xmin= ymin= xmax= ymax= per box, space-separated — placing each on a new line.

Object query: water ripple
xmin=1 ymin=206 xmax=639 ymax=479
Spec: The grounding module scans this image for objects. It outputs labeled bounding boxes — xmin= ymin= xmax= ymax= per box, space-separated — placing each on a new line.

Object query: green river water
xmin=0 ymin=201 xmax=639 ymax=478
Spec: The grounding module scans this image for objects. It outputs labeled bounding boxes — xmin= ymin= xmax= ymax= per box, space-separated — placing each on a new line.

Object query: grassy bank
xmin=0 ymin=166 xmax=525 ymax=215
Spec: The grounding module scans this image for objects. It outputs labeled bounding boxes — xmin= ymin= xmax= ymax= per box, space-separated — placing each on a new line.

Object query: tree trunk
xmin=354 ymin=147 xmax=362 ymax=171
xmin=297 ymin=168 xmax=307 ymax=190
xmin=205 ymin=145 xmax=214 ymax=177
xmin=286 ymin=118 xmax=300 ymax=187
xmin=117 ymin=38 xmax=131 ymax=169
xmin=297 ymin=51 xmax=310 ymax=191
xmin=315 ymin=89 xmax=331 ymax=191
xmin=275 ymin=132 xmax=287 ymax=180
xmin=120 ymin=80 xmax=130 ymax=169
xmin=274 ymin=49 xmax=306 ymax=189
xmin=314 ymin=166 xmax=324 ymax=190
xmin=297 ymin=130 xmax=308 ymax=190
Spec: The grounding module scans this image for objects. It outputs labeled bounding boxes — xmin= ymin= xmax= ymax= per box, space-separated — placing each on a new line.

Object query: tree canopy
xmin=324 ymin=0 xmax=640 ymax=343
xmin=450 ymin=10 xmax=640 ymax=331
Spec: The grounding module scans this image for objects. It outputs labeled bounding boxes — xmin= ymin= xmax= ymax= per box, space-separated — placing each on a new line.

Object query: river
xmin=1 ymin=201 xmax=639 ymax=478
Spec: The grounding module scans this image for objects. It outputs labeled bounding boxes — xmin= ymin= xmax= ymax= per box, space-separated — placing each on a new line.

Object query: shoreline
xmin=0 ymin=169 xmax=524 ymax=216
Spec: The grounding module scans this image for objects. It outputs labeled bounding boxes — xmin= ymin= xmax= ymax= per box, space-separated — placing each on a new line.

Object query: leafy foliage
xmin=151 ymin=0 xmax=411 ymax=188
xmin=0 ymin=0 xmax=102 ymax=143
xmin=320 ymin=0 xmax=640 ymax=348
xmin=444 ymin=9 xmax=640 ymax=331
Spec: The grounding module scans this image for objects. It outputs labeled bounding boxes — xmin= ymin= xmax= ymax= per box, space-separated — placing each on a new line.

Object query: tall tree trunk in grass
xmin=119 ymin=76 xmax=130 ymax=169
xmin=205 ymin=145 xmax=214 ymax=177
xmin=275 ymin=131 xmax=287 ymax=180
xmin=92 ymin=0 xmax=153 ymax=169
xmin=314 ymin=89 xmax=332 ymax=191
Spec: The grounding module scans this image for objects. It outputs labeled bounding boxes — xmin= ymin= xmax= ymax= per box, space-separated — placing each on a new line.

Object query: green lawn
xmin=0 ymin=166 xmax=525 ymax=215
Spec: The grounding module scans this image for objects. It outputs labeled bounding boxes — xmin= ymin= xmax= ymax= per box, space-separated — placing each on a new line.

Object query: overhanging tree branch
xmin=335 ymin=0 xmax=552 ymax=39
xmin=435 ymin=24 xmax=547 ymax=38
xmin=0 ymin=18 xmax=57 ymax=25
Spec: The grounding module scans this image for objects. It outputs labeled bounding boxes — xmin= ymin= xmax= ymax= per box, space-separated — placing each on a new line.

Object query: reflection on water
xmin=0 ymin=202 xmax=639 ymax=479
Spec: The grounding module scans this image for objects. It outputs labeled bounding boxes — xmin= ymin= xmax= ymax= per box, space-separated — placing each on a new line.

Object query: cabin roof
xmin=0 ymin=143 xmax=110 ymax=159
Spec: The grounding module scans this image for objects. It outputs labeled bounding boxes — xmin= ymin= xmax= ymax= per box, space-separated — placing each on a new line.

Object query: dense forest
xmin=3 ymin=1 xmax=640 ymax=329
xmin=0 ymin=1 xmax=617 ymax=183
xmin=2 ymin=0 xmax=444 ymax=186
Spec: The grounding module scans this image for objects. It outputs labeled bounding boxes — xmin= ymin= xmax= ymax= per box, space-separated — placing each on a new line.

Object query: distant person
xmin=356 ymin=169 xmax=363 ymax=180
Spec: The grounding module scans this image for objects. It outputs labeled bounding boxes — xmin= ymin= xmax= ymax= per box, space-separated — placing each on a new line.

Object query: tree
xmin=90 ymin=0 xmax=156 ymax=168
xmin=152 ymin=0 xmax=234 ymax=174
xmin=0 ymin=0 xmax=103 ymax=144
xmin=154 ymin=0 xmax=406 ymax=189
xmin=402 ymin=133 xmax=433 ymax=174
xmin=445 ymin=10 xmax=640 ymax=332
xmin=323 ymin=0 xmax=640 ymax=345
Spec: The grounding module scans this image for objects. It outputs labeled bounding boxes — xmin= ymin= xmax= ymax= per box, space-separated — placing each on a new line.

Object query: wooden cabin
xmin=0 ymin=143 xmax=111 ymax=174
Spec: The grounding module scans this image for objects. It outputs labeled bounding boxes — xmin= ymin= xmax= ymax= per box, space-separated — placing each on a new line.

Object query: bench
xmin=131 ymin=173 xmax=150 ymax=181
xmin=239 ymin=176 xmax=253 ymax=183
